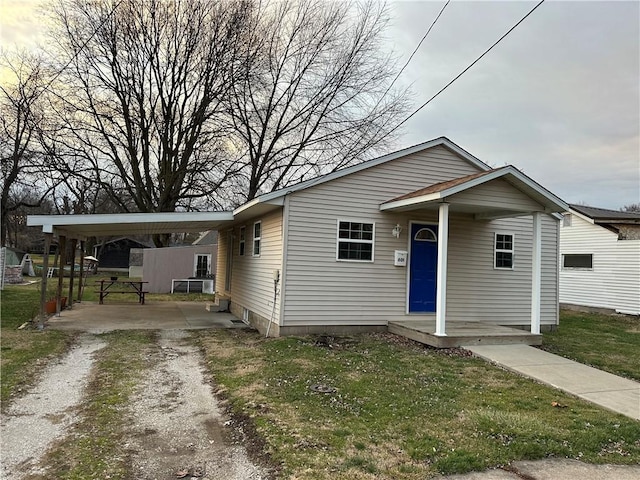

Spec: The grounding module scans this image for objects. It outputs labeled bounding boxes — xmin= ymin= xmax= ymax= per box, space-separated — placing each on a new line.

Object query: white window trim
xmin=494 ymin=232 xmax=514 ymax=270
xmin=562 ymin=253 xmax=593 ymax=270
xmin=335 ymin=219 xmax=375 ymax=262
xmin=253 ymin=221 xmax=261 ymax=257
xmin=239 ymin=226 xmax=246 ymax=256
xmin=193 ymin=253 xmax=212 ymax=277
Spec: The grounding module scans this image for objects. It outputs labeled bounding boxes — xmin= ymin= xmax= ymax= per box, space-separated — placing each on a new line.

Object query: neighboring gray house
xmin=215 ymin=137 xmax=568 ymax=338
xmin=142 ymin=243 xmax=218 ymax=294
xmin=560 ymin=204 xmax=640 ymax=315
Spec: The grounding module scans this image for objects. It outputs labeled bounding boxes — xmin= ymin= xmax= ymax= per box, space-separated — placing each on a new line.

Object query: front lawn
xmin=195 ymin=329 xmax=640 ymax=479
xmin=543 ymin=310 xmax=640 ymax=381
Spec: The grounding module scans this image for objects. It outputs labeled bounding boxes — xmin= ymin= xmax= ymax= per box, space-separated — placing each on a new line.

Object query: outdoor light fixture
xmin=392 ymin=224 xmax=402 ymax=238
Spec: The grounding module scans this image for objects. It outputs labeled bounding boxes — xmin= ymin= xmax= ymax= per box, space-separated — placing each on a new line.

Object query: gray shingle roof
xmin=570 ymin=204 xmax=640 ymax=222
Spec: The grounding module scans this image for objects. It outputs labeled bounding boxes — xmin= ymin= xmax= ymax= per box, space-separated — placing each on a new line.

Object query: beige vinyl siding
xmin=283 ymin=145 xmax=559 ymax=327
xmin=217 ymin=210 xmax=284 ymax=322
xmin=215 ymin=230 xmax=230 ymax=295
xmin=446 ymin=214 xmax=558 ymax=325
xmin=560 ymin=215 xmax=640 ymax=314
xmin=448 ymin=178 xmax=543 ymax=211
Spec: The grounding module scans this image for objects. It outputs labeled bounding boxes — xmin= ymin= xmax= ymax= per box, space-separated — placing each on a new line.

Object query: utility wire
xmin=382 ymin=0 xmax=451 ymax=105
xmin=384 ymin=0 xmax=546 ymax=140
xmin=340 ymin=0 xmax=450 ymax=164
xmin=39 ymin=0 xmax=125 ymax=98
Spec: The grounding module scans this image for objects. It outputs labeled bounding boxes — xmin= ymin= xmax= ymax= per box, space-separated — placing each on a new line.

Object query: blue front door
xmin=409 ymin=223 xmax=438 ymax=312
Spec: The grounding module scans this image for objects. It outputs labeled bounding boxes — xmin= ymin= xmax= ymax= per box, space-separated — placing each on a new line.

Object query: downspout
xmin=266 ymin=193 xmax=290 ymax=337
xmin=266 ymin=272 xmax=280 ymax=338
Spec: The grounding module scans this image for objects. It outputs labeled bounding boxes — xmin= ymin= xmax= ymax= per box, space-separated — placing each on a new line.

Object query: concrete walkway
xmin=465 ymin=345 xmax=640 ymax=420
xmin=440 ymin=458 xmax=640 ymax=479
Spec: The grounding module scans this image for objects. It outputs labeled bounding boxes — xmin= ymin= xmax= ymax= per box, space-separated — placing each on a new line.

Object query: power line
xmin=383 ymin=0 xmax=451 ymax=103
xmin=39 ymin=0 xmax=125 ymax=98
xmin=341 ymin=0 xmax=450 ymax=163
xmin=385 ymin=0 xmax=546 ymax=140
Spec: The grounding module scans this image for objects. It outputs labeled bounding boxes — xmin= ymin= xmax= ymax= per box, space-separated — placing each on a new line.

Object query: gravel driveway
xmin=0 ymin=330 xmax=268 ymax=480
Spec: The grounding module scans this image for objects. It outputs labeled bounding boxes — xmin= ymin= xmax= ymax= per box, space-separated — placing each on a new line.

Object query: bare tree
xmin=46 ymin=0 xmax=252 ymax=244
xmin=622 ymin=203 xmax=640 ymax=213
xmin=227 ymin=0 xmax=409 ymax=201
xmin=0 ymin=52 xmax=58 ymax=247
xmin=44 ymin=0 xmax=410 ymax=225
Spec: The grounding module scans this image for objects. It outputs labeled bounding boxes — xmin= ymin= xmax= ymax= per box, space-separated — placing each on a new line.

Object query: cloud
xmin=389 ymin=0 xmax=639 ymax=210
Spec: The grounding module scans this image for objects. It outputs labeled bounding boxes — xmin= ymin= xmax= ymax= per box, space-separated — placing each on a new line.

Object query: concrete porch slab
xmin=389 ymin=320 xmax=541 ymax=348
xmin=45 ymin=301 xmax=249 ymax=333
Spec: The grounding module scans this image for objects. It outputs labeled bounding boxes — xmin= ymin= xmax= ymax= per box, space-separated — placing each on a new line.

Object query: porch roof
xmin=379 ymin=166 xmax=569 ymax=216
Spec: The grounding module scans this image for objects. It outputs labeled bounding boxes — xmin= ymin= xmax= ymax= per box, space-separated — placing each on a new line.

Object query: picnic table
xmin=94 ymin=278 xmax=149 ymax=304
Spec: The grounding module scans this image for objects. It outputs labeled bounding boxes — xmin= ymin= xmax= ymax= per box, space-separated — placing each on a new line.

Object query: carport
xmin=27 ymin=212 xmax=234 ymax=322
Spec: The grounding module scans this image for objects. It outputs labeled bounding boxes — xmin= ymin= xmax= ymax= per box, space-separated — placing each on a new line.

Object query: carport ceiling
xmin=27 ymin=212 xmax=235 ymax=239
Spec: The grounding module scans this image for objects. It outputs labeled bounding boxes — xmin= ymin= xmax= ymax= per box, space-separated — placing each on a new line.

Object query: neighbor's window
xmin=494 ymin=233 xmax=514 ymax=269
xmin=562 ymin=214 xmax=572 ymax=227
xmin=239 ymin=226 xmax=246 ymax=256
xmin=337 ymin=220 xmax=374 ymax=261
xmin=563 ymin=254 xmax=592 ymax=269
xmin=253 ymin=221 xmax=261 ymax=256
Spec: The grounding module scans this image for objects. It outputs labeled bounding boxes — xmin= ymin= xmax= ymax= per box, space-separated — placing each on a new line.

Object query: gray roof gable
xmin=234 ymin=137 xmax=490 ymax=216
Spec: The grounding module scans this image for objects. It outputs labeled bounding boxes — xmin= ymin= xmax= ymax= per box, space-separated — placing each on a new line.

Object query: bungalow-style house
xmin=215 ymin=137 xmax=568 ymax=342
xmin=27 ymin=137 xmax=569 ymax=345
xmin=560 ymin=204 xmax=640 ymax=315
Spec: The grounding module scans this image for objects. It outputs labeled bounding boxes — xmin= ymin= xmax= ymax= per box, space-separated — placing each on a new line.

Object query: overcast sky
xmin=1 ymin=0 xmax=638 ymax=210
xmin=387 ymin=0 xmax=639 ymax=210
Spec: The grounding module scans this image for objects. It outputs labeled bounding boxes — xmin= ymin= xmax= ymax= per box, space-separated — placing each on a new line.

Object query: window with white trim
xmin=494 ymin=233 xmax=514 ymax=269
xmin=194 ymin=254 xmax=211 ymax=277
xmin=239 ymin=226 xmax=246 ymax=256
xmin=563 ymin=253 xmax=592 ymax=269
xmin=253 ymin=221 xmax=261 ymax=256
xmin=337 ymin=220 xmax=374 ymax=261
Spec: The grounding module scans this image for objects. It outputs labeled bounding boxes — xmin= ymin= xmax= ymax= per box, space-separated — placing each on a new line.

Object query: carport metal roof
xmin=27 ymin=211 xmax=235 ymax=239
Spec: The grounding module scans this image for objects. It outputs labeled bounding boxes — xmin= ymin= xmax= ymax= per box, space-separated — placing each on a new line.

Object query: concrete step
xmin=205 ymin=298 xmax=229 ymax=313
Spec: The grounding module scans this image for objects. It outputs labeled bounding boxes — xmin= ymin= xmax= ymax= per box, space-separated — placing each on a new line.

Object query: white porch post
xmin=531 ymin=212 xmax=542 ymax=334
xmin=435 ymin=203 xmax=449 ymax=336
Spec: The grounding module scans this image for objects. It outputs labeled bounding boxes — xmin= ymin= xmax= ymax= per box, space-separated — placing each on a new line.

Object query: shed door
xmin=409 ymin=223 xmax=438 ymax=313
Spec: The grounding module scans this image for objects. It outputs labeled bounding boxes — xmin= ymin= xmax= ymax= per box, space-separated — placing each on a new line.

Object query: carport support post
xmin=39 ymin=233 xmax=52 ymax=324
xmin=531 ymin=212 xmax=542 ymax=334
xmin=56 ymin=235 xmax=67 ymax=316
xmin=68 ymin=238 xmax=77 ymax=309
xmin=435 ymin=202 xmax=449 ymax=336
xmin=78 ymin=241 xmax=85 ymax=302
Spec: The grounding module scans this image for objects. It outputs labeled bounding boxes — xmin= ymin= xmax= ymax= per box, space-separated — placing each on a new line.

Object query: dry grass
xmin=194 ymin=329 xmax=640 ymax=479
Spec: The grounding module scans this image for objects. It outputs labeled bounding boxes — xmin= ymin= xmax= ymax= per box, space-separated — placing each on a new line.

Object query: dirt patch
xmin=126 ymin=330 xmax=268 ymax=480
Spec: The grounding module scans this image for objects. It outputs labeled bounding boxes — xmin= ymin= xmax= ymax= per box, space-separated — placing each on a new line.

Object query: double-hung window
xmin=494 ymin=233 xmax=514 ymax=269
xmin=253 ymin=222 xmax=261 ymax=256
xmin=337 ymin=220 xmax=374 ymax=261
